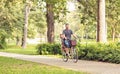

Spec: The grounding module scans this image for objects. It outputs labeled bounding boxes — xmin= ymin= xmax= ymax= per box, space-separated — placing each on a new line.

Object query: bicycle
xmin=61 ymin=39 xmax=78 ymax=63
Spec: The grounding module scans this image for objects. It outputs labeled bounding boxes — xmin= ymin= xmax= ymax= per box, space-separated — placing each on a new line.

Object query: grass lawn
xmin=0 ymin=45 xmax=38 ymax=55
xmin=0 ymin=56 xmax=87 ymax=74
xmin=0 ymin=45 xmax=62 ymax=58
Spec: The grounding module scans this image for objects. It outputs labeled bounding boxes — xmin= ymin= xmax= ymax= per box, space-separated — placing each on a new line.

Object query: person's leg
xmin=65 ymin=47 xmax=70 ymax=56
xmin=63 ymin=39 xmax=70 ymax=56
xmin=62 ymin=45 xmax=65 ymax=52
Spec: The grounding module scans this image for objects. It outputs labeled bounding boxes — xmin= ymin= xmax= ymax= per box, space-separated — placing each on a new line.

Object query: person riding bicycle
xmin=61 ymin=23 xmax=77 ymax=56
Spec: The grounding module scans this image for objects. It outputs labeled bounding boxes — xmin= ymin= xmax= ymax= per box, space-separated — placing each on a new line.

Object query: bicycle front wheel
xmin=71 ymin=47 xmax=78 ymax=63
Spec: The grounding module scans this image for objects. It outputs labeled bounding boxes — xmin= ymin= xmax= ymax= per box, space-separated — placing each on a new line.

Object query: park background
xmin=0 ymin=0 xmax=120 ymax=74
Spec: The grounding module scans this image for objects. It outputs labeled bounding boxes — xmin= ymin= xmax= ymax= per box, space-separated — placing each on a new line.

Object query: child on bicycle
xmin=60 ymin=23 xmax=77 ymax=56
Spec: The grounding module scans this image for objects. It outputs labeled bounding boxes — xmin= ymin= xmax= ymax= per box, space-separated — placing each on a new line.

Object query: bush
xmin=37 ymin=43 xmax=61 ymax=55
xmin=78 ymin=43 xmax=120 ymax=64
xmin=36 ymin=42 xmax=120 ymax=64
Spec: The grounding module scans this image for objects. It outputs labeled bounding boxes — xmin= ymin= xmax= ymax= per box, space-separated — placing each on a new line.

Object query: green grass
xmin=0 ymin=56 xmax=86 ymax=74
xmin=0 ymin=44 xmax=62 ymax=58
xmin=0 ymin=45 xmax=38 ymax=55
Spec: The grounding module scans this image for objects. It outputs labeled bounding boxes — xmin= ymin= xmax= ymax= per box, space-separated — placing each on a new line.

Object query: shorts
xmin=63 ymin=39 xmax=71 ymax=48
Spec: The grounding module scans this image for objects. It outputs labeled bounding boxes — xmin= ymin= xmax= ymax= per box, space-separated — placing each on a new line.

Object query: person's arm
xmin=64 ymin=35 xmax=67 ymax=39
xmin=71 ymin=30 xmax=77 ymax=39
xmin=72 ymin=34 xmax=77 ymax=39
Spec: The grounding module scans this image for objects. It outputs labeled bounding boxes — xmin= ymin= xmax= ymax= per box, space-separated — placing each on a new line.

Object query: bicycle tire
xmin=71 ymin=47 xmax=78 ymax=63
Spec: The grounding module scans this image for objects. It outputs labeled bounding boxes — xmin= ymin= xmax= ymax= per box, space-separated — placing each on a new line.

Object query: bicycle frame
xmin=61 ymin=44 xmax=78 ymax=63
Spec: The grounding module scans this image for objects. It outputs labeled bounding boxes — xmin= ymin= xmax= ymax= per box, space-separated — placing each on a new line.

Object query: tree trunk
xmin=97 ymin=0 xmax=107 ymax=42
xmin=0 ymin=36 xmax=6 ymax=49
xmin=21 ymin=4 xmax=30 ymax=48
xmin=46 ymin=3 xmax=54 ymax=43
xmin=16 ymin=36 xmax=21 ymax=46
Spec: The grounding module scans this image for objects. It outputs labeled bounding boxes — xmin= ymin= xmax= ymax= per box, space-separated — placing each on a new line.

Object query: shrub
xmin=51 ymin=44 xmax=61 ymax=55
xmin=36 ymin=42 xmax=120 ymax=64
xmin=78 ymin=43 xmax=120 ymax=64
xmin=37 ymin=43 xmax=61 ymax=55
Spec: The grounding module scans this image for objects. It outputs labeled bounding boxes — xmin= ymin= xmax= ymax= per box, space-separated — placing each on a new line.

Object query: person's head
xmin=65 ymin=23 xmax=69 ymax=30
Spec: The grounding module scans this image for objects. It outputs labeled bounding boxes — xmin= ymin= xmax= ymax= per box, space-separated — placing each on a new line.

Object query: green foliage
xmin=37 ymin=42 xmax=120 ymax=64
xmin=0 ymin=56 xmax=85 ymax=74
xmin=78 ymin=43 xmax=120 ymax=64
xmin=0 ymin=36 xmax=7 ymax=49
xmin=0 ymin=0 xmax=24 ymax=45
xmin=41 ymin=0 xmax=67 ymax=22
xmin=76 ymin=0 xmax=97 ymax=39
xmin=0 ymin=0 xmax=47 ymax=46
xmin=37 ymin=43 xmax=61 ymax=55
xmin=0 ymin=0 xmax=120 ymax=47
xmin=106 ymin=0 xmax=120 ymax=38
xmin=29 ymin=7 xmax=46 ymax=35
xmin=77 ymin=0 xmax=120 ymax=40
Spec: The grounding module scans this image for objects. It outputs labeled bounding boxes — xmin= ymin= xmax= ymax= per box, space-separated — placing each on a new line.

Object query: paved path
xmin=0 ymin=52 xmax=120 ymax=74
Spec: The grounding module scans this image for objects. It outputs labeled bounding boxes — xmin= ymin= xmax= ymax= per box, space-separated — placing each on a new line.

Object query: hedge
xmin=77 ymin=42 xmax=120 ymax=64
xmin=36 ymin=43 xmax=61 ymax=55
xmin=37 ymin=42 xmax=120 ymax=64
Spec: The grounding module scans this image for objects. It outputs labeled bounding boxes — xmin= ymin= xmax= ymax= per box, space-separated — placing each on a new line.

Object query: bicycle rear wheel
xmin=62 ymin=50 xmax=68 ymax=62
xmin=71 ymin=47 xmax=78 ymax=63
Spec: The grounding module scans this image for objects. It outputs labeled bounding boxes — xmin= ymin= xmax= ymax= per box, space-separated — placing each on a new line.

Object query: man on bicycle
xmin=61 ymin=23 xmax=77 ymax=56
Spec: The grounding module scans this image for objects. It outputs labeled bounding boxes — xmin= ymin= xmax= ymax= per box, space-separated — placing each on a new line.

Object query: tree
xmin=106 ymin=0 xmax=120 ymax=41
xmin=43 ymin=0 xmax=67 ymax=43
xmin=21 ymin=0 xmax=32 ymax=48
xmin=77 ymin=0 xmax=97 ymax=40
xmin=97 ymin=0 xmax=107 ymax=42
xmin=77 ymin=0 xmax=120 ymax=42
xmin=29 ymin=5 xmax=47 ymax=42
xmin=46 ymin=2 xmax=54 ymax=43
xmin=0 ymin=0 xmax=24 ymax=48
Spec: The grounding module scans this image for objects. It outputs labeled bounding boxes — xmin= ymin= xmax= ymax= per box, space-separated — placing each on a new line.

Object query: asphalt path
xmin=0 ymin=52 xmax=120 ymax=74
